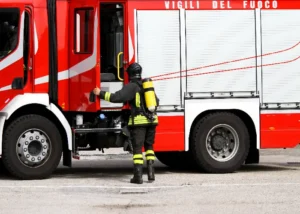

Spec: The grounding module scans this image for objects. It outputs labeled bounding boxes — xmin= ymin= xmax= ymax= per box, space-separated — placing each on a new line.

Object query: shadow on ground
xmin=0 ymin=158 xmax=297 ymax=180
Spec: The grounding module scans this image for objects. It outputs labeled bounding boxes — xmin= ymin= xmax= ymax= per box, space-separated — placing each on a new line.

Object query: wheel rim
xmin=205 ymin=124 xmax=239 ymax=162
xmin=16 ymin=129 xmax=51 ymax=168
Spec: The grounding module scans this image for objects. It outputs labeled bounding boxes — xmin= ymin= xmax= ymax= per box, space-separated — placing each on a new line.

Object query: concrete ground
xmin=1 ymin=148 xmax=300 ymax=214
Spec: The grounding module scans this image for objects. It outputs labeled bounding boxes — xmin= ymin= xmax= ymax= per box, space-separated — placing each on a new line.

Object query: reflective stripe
xmin=145 ymin=150 xmax=155 ymax=161
xmin=135 ymin=92 xmax=140 ymax=108
xmin=133 ymin=160 xmax=144 ymax=164
xmin=146 ymin=156 xmax=155 ymax=161
xmin=133 ymin=154 xmax=143 ymax=159
xmin=145 ymin=150 xmax=154 ymax=155
xmin=133 ymin=154 xmax=144 ymax=164
xmin=128 ymin=114 xmax=158 ymax=126
xmin=104 ymin=92 xmax=111 ymax=101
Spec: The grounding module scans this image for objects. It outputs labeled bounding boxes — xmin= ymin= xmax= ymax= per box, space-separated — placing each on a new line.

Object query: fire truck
xmin=0 ymin=0 xmax=299 ymax=180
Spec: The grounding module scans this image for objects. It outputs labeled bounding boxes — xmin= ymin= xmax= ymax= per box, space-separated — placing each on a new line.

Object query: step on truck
xmin=0 ymin=0 xmax=299 ymax=179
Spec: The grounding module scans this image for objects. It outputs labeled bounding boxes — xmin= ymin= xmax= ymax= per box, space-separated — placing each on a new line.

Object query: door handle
xmin=117 ymin=52 xmax=123 ymax=81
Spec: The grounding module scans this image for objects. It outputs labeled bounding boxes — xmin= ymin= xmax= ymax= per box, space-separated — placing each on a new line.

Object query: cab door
xmin=69 ymin=0 xmax=100 ymax=112
xmin=0 ymin=5 xmax=27 ymax=110
xmin=98 ymin=2 xmax=128 ymax=109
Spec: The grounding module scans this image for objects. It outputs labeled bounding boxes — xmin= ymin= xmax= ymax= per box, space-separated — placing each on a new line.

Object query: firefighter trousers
xmin=130 ymin=126 xmax=156 ymax=164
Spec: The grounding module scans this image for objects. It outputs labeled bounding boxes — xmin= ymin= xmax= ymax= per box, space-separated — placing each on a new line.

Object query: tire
xmin=2 ymin=114 xmax=63 ymax=180
xmin=155 ymin=151 xmax=196 ymax=170
xmin=191 ymin=112 xmax=250 ymax=173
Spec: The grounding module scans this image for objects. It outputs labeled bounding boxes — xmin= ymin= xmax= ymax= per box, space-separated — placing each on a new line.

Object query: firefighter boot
xmin=130 ymin=164 xmax=143 ymax=184
xmin=147 ymin=160 xmax=155 ymax=182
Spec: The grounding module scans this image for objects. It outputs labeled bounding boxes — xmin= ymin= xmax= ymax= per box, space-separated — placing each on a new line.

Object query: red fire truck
xmin=0 ymin=0 xmax=299 ymax=180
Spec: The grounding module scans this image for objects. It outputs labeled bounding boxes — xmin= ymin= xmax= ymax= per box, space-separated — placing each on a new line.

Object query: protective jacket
xmin=99 ymin=80 xmax=159 ymax=126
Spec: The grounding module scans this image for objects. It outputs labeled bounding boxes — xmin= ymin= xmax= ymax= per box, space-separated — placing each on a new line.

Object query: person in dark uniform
xmin=93 ymin=62 xmax=159 ymax=184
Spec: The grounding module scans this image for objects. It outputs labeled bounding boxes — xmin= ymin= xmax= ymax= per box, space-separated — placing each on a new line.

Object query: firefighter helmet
xmin=126 ymin=62 xmax=142 ymax=80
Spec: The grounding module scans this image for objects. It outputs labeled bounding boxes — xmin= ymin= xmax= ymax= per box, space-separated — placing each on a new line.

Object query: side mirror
xmin=11 ymin=77 xmax=23 ymax=89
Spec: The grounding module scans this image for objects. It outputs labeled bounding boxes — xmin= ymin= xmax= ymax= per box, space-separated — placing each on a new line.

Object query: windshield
xmin=0 ymin=8 xmax=20 ymax=60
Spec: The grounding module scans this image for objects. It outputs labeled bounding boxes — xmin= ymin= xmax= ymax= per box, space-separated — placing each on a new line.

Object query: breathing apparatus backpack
xmin=133 ymin=78 xmax=158 ymax=123
xmin=121 ymin=78 xmax=158 ymax=151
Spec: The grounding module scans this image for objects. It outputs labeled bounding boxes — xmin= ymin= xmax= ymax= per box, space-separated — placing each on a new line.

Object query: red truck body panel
xmin=1 ymin=0 xmax=300 ymax=153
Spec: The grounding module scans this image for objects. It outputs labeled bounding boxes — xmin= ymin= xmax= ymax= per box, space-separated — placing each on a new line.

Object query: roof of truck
xmin=1 ymin=0 xmax=33 ymax=4
xmin=1 ymin=0 xmax=46 ymax=7
xmin=0 ymin=0 xmax=69 ymax=7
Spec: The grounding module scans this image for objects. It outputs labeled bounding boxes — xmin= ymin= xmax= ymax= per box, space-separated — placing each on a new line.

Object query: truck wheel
xmin=2 ymin=114 xmax=62 ymax=179
xmin=191 ymin=112 xmax=250 ymax=173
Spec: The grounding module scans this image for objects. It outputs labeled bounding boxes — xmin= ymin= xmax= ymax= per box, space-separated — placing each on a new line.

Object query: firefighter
xmin=93 ymin=62 xmax=159 ymax=184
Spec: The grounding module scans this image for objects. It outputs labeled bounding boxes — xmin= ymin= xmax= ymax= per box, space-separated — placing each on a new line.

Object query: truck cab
xmin=0 ymin=0 xmax=129 ymax=110
xmin=0 ymin=0 xmax=133 ymax=179
xmin=0 ymin=4 xmax=33 ymax=109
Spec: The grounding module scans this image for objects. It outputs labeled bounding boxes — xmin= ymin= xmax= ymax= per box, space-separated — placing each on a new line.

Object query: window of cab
xmin=0 ymin=8 xmax=20 ymax=61
xmin=74 ymin=8 xmax=94 ymax=54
